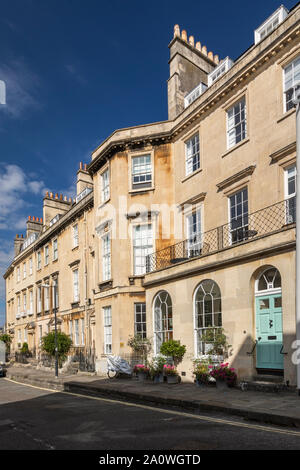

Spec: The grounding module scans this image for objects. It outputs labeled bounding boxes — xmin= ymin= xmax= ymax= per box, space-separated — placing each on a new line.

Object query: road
xmin=0 ymin=378 xmax=300 ymax=450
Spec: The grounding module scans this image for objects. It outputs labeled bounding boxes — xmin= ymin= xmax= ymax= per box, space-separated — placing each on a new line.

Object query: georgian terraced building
xmin=4 ymin=4 xmax=300 ymax=383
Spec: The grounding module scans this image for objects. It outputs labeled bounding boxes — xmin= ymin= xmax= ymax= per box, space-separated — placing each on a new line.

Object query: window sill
xmin=222 ymin=138 xmax=250 ymax=158
xmin=72 ymin=245 xmax=79 ymax=251
xmin=277 ymin=107 xmax=296 ymax=124
xmin=181 ymin=167 xmax=203 ymax=183
xmin=52 ymin=258 xmax=58 ymax=263
xmin=129 ymin=187 xmax=155 ymax=195
xmin=99 ymin=198 xmax=111 ymax=209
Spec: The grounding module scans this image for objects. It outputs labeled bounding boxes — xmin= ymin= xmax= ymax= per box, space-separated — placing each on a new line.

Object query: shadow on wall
xmin=229 ymin=332 xmax=297 ymax=385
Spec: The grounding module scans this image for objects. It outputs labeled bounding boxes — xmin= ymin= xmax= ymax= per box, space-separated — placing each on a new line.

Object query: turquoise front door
xmin=255 ymin=294 xmax=284 ymax=370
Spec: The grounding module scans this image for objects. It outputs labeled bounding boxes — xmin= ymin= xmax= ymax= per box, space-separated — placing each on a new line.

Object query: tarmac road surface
xmin=1 ymin=378 xmax=300 ymax=450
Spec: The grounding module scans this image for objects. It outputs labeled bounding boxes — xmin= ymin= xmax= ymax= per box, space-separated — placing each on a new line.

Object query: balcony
xmin=146 ymin=198 xmax=295 ymax=273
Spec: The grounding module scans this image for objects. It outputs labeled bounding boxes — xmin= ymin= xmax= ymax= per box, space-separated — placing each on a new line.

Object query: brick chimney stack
xmin=76 ymin=161 xmax=93 ymax=196
xmin=167 ymin=24 xmax=219 ymax=120
xmin=26 ymin=216 xmax=43 ymax=239
xmin=43 ymin=191 xmax=72 ymax=227
xmin=14 ymin=234 xmax=23 ymax=257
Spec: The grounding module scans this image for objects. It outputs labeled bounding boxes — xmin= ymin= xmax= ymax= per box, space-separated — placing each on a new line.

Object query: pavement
xmin=5 ymin=364 xmax=300 ymax=428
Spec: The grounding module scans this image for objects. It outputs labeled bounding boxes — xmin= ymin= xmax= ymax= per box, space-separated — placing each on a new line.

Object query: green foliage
xmin=200 ymin=328 xmax=231 ymax=356
xmin=160 ymin=339 xmax=186 ymax=366
xmin=41 ymin=332 xmax=72 ymax=365
xmin=20 ymin=342 xmax=29 ymax=355
xmin=127 ymin=335 xmax=152 ymax=353
xmin=0 ymin=334 xmax=11 ymax=345
xmin=192 ymin=359 xmax=210 ymax=384
xmin=148 ymin=355 xmax=166 ymax=377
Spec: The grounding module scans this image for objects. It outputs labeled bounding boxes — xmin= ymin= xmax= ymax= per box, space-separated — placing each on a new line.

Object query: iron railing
xmin=146 ymin=197 xmax=296 ymax=273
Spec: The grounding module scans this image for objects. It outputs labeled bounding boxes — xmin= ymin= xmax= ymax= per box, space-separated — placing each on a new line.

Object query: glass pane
xmin=259 ymin=299 xmax=269 ymax=309
xmin=274 ymin=297 xmax=282 ymax=308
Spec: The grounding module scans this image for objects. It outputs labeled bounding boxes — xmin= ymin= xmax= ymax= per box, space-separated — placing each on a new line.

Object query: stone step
xmin=252 ymin=374 xmax=284 ymax=384
xmin=239 ymin=380 xmax=296 ymax=393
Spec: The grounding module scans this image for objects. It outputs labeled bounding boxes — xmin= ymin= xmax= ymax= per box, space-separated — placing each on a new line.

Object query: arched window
xmin=256 ymin=268 xmax=281 ymax=293
xmin=153 ymin=291 xmax=173 ymax=354
xmin=194 ymin=280 xmax=222 ymax=356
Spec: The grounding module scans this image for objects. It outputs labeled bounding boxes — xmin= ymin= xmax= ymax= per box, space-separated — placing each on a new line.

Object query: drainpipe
xmin=294 ymin=84 xmax=300 ymax=395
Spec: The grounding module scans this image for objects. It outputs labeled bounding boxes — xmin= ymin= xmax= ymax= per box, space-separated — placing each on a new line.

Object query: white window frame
xmin=101 ymin=168 xmax=110 ymax=203
xmin=132 ymin=223 xmax=153 ymax=276
xmin=208 ymin=57 xmax=234 ymax=86
xmin=131 ymin=154 xmax=152 ymax=190
xmin=227 ymin=97 xmax=247 ymax=149
xmin=185 ymin=133 xmax=200 ymax=176
xmin=102 ymin=232 xmax=111 ymax=281
xmin=73 ymin=224 xmax=79 ymax=248
xmin=228 ymin=187 xmax=249 ymax=245
xmin=185 ymin=208 xmax=202 ymax=257
xmin=153 ymin=291 xmax=173 ymax=355
xmin=73 ymin=268 xmax=79 ymax=303
xmin=284 ymin=164 xmax=296 ymax=224
xmin=29 ymin=257 xmax=33 ymax=275
xmin=23 ymin=292 xmax=27 ymax=313
xmin=17 ymin=296 xmax=21 ymax=315
xmin=44 ymin=283 xmax=50 ymax=311
xmin=283 ymin=55 xmax=300 ymax=113
xmin=254 ymin=6 xmax=288 ymax=44
xmin=81 ymin=318 xmax=85 ymax=345
xmin=29 ymin=290 xmax=33 ymax=315
xmin=134 ymin=303 xmax=147 ymax=339
xmin=184 ymin=82 xmax=207 ymax=108
xmin=69 ymin=320 xmax=73 ymax=341
xmin=74 ymin=319 xmax=79 ymax=346
xmin=37 ymin=286 xmax=42 ymax=313
xmin=37 ymin=251 xmax=41 ymax=270
xmin=17 ymin=266 xmax=20 ymax=282
xmin=103 ymin=306 xmax=112 ymax=354
xmin=44 ymin=245 xmax=49 ymax=265
xmin=23 ymin=262 xmax=26 ymax=279
xmin=53 ymin=239 xmax=58 ymax=261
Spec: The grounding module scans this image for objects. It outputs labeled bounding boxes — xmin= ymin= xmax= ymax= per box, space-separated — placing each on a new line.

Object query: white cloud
xmin=0 ymin=58 xmax=41 ymax=118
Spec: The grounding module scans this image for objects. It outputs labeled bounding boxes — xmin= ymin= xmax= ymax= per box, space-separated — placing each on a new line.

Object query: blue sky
xmin=0 ymin=0 xmax=297 ymax=326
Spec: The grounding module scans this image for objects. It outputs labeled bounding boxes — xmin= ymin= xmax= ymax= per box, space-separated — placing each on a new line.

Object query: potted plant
xmin=149 ymin=355 xmax=166 ymax=383
xmin=128 ymin=335 xmax=152 ymax=364
xmin=133 ymin=364 xmax=150 ymax=382
xmin=163 ymin=364 xmax=178 ymax=384
xmin=192 ymin=359 xmax=210 ymax=387
xmin=160 ymin=339 xmax=186 ymax=367
xmin=209 ymin=363 xmax=237 ymax=390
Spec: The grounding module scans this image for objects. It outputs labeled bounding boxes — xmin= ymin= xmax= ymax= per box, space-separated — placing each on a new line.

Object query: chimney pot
xmin=60 ymin=194 xmax=63 ymax=200
xmin=189 ymin=36 xmax=194 ymax=47
xmin=214 ymin=54 xmax=219 ymax=64
xmin=202 ymin=45 xmax=207 ymax=56
xmin=55 ymin=193 xmax=58 ymax=199
xmin=80 ymin=162 xmax=83 ymax=170
xmin=64 ymin=196 xmax=67 ymax=201
xmin=208 ymin=51 xmax=214 ymax=61
xmin=181 ymin=30 xmax=187 ymax=42
xmin=28 ymin=216 xmax=31 ymax=221
xmin=84 ymin=163 xmax=87 ymax=171
xmin=45 ymin=191 xmax=49 ymax=197
xmin=40 ymin=218 xmax=43 ymax=224
xmin=196 ymin=41 xmax=201 ymax=50
xmin=16 ymin=234 xmax=19 ymax=238
xmin=174 ymin=24 xmax=180 ymax=38
xmin=50 ymin=192 xmax=53 ymax=198
xmin=32 ymin=216 xmax=35 ymax=221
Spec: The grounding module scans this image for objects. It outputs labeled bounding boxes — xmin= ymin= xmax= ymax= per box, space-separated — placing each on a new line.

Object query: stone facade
xmin=4 ymin=4 xmax=300 ymax=382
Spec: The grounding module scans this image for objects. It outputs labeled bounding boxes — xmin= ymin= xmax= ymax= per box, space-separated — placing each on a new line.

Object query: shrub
xmin=148 ymin=355 xmax=166 ymax=377
xmin=41 ymin=332 xmax=72 ymax=367
xmin=160 ymin=340 xmax=186 ymax=366
xmin=20 ymin=342 xmax=30 ymax=356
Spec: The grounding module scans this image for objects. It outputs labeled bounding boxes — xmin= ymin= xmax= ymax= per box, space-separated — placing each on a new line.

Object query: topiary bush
xmin=41 ymin=332 xmax=72 ymax=367
xmin=160 ymin=339 xmax=186 ymax=366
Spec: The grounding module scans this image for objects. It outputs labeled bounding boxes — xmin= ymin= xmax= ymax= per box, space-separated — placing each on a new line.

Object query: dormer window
xmin=184 ymin=82 xmax=207 ymax=108
xmin=208 ymin=57 xmax=234 ymax=87
xmin=254 ymin=5 xmax=288 ymax=44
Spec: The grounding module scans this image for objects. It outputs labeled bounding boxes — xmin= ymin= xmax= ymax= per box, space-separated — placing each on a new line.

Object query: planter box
xmin=166 ymin=375 xmax=178 ymax=384
xmin=137 ymin=372 xmax=147 ymax=382
xmin=153 ymin=373 xmax=164 ymax=383
xmin=215 ymin=379 xmax=228 ymax=391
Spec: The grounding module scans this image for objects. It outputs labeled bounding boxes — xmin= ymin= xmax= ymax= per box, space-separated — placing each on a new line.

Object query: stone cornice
xmin=216 ymin=165 xmax=256 ymax=192
xmin=88 ymin=9 xmax=300 ymax=176
xmin=269 ymin=141 xmax=296 ymax=163
xmin=178 ymin=192 xmax=207 ymax=210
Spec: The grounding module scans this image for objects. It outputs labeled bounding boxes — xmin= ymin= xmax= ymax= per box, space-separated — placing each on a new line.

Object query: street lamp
xmin=292 ymin=82 xmax=300 ymax=394
xmin=41 ymin=281 xmax=58 ymax=378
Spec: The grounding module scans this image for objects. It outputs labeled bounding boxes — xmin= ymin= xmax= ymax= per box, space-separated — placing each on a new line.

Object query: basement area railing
xmin=146 ymin=197 xmax=295 ymax=273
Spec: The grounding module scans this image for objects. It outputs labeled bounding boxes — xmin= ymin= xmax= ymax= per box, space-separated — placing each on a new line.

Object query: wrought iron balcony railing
xmin=146 ymin=197 xmax=295 ymax=273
